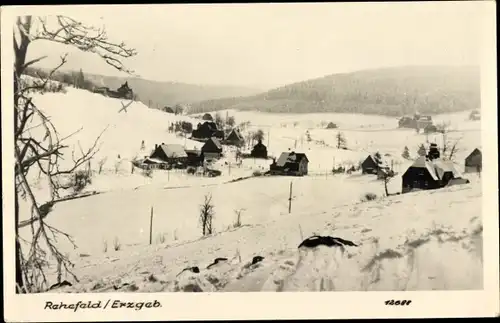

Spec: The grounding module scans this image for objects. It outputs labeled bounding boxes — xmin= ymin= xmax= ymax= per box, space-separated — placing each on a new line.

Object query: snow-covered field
xmin=17 ymin=82 xmax=483 ymax=292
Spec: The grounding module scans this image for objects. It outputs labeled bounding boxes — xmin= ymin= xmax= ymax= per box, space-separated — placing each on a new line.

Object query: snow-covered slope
xmin=49 ymin=179 xmax=483 ymax=292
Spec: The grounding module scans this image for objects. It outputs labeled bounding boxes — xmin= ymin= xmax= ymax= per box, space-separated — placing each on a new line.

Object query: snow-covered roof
xmin=158 ymin=144 xmax=188 ymax=158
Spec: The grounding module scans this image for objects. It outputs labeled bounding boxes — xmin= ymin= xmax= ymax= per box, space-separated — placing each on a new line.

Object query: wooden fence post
xmin=149 ymin=206 xmax=154 ymax=245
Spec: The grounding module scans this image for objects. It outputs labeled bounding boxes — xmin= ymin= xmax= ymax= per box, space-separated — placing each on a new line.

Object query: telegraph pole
xmin=288 ymin=181 xmax=293 ymax=214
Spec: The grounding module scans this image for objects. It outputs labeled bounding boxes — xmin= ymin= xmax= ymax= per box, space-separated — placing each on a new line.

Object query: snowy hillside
xmin=43 ymin=179 xmax=483 ymax=292
xmin=17 ymin=82 xmax=483 ymax=293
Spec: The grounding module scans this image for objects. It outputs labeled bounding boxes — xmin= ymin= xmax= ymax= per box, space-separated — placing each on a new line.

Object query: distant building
xmin=398 ymin=113 xmax=433 ymax=130
xmin=424 ymin=124 xmax=438 ymax=134
xmin=326 ymin=122 xmax=338 ymax=129
xmin=150 ymin=143 xmax=188 ymax=166
xmin=192 ymin=121 xmax=225 ymax=140
xmin=224 ymin=128 xmax=245 ymax=147
xmin=250 ymin=140 xmax=268 ymax=159
xmin=163 ymin=106 xmax=175 ymax=113
xmin=416 ymin=115 xmax=433 ymax=129
xmin=270 ymin=151 xmax=309 ymax=176
xmin=398 ymin=116 xmax=416 ymax=129
xmin=201 ymin=137 xmax=223 ymax=161
xmin=402 ymin=156 xmax=469 ymax=194
xmin=469 ymin=110 xmax=481 ymax=121
xmin=464 ymin=148 xmax=482 ymax=173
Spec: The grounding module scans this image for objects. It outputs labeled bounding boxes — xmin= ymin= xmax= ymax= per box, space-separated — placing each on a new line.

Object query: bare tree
xmin=97 ymin=157 xmax=107 ymax=174
xmin=226 ymin=115 xmax=236 ymax=128
xmin=437 ymin=122 xmax=461 ymax=161
xmin=14 ymin=15 xmax=136 ymax=293
xmin=214 ymin=112 xmax=224 ymax=129
xmin=252 ymin=129 xmax=265 ymax=143
xmin=199 ymin=193 xmax=215 ymax=236
xmin=335 ymin=132 xmax=347 ymax=149
xmin=401 ymin=146 xmax=410 ymax=160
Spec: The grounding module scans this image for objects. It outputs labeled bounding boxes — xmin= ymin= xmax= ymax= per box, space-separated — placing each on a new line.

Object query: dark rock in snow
xmin=298 ymin=235 xmax=358 ymax=249
xmin=206 ymin=257 xmax=228 ymax=269
xmin=48 ymin=280 xmax=72 ymax=291
xmin=176 ymin=266 xmax=201 ymax=277
xmin=251 ymin=256 xmax=265 ymax=265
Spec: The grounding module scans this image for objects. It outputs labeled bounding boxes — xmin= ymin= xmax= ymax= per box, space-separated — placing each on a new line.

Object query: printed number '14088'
xmin=385 ymin=300 xmax=412 ymax=306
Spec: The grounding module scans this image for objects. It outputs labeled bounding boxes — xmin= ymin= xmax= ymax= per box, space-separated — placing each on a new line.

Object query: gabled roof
xmin=276 ymin=152 xmax=308 ymax=167
xmin=205 ymin=137 xmax=222 ymax=150
xmin=409 ymin=156 xmax=439 ymax=180
xmin=364 ymin=153 xmax=389 ymax=168
xmin=432 ymin=159 xmax=463 ymax=179
xmin=466 ymin=148 xmax=482 ymax=158
xmin=158 ymin=144 xmax=188 ymax=158
xmin=227 ymin=128 xmax=244 ymax=141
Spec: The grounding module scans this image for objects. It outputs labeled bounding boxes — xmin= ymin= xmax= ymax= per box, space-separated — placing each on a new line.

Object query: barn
xmin=192 ymin=121 xmax=224 ymax=140
xmin=402 ymin=156 xmax=469 ymax=194
xmin=150 ymin=143 xmax=188 ymax=167
xmin=270 ymin=151 xmax=309 ymax=176
xmin=464 ymin=148 xmax=482 ymax=173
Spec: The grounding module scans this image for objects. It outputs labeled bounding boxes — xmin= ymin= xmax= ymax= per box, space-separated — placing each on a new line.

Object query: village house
xmin=464 ymin=148 xmax=482 ymax=173
xmin=201 ymin=137 xmax=223 ymax=161
xmin=398 ymin=116 xmax=416 ymax=129
xmin=398 ymin=113 xmax=433 ymax=130
xmin=250 ymin=140 xmax=268 ymax=159
xmin=191 ymin=121 xmax=225 ymax=140
xmin=149 ymin=143 xmax=188 ymax=167
xmin=94 ymin=81 xmax=134 ymax=100
xmin=415 ymin=115 xmax=433 ymax=129
xmin=270 ymin=151 xmax=309 ymax=176
xmin=361 ymin=154 xmax=386 ymax=175
xmin=224 ymin=128 xmax=245 ymax=147
xmin=185 ymin=149 xmax=203 ymax=167
xmin=402 ymin=154 xmax=469 ymax=194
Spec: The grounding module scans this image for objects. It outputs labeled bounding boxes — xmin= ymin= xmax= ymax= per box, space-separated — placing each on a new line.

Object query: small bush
xmin=157 ymin=233 xmax=166 ymax=244
xmin=233 ymin=209 xmax=244 ymax=228
xmin=253 ymin=170 xmax=262 ymax=177
xmin=113 ymin=237 xmax=121 ymax=251
xmin=71 ymin=170 xmax=92 ymax=193
xmin=361 ymin=192 xmax=378 ymax=202
xmin=142 ymin=168 xmax=153 ymax=178
xmin=102 ymin=240 xmax=108 ymax=253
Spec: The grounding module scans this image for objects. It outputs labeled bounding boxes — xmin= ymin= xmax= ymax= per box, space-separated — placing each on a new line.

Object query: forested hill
xmin=188 ymin=66 xmax=480 ymax=116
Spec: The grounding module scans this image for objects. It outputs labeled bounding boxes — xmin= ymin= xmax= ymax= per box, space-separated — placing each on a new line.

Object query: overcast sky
xmin=25 ymin=2 xmax=484 ymax=89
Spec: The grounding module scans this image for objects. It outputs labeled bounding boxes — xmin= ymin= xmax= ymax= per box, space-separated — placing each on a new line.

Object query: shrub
xmin=113 ymin=237 xmax=121 ymax=251
xmin=71 ymin=170 xmax=92 ymax=193
xmin=142 ymin=168 xmax=153 ymax=178
xmin=361 ymin=192 xmax=378 ymax=202
xmin=253 ymin=170 xmax=262 ymax=177
xmin=233 ymin=209 xmax=244 ymax=228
